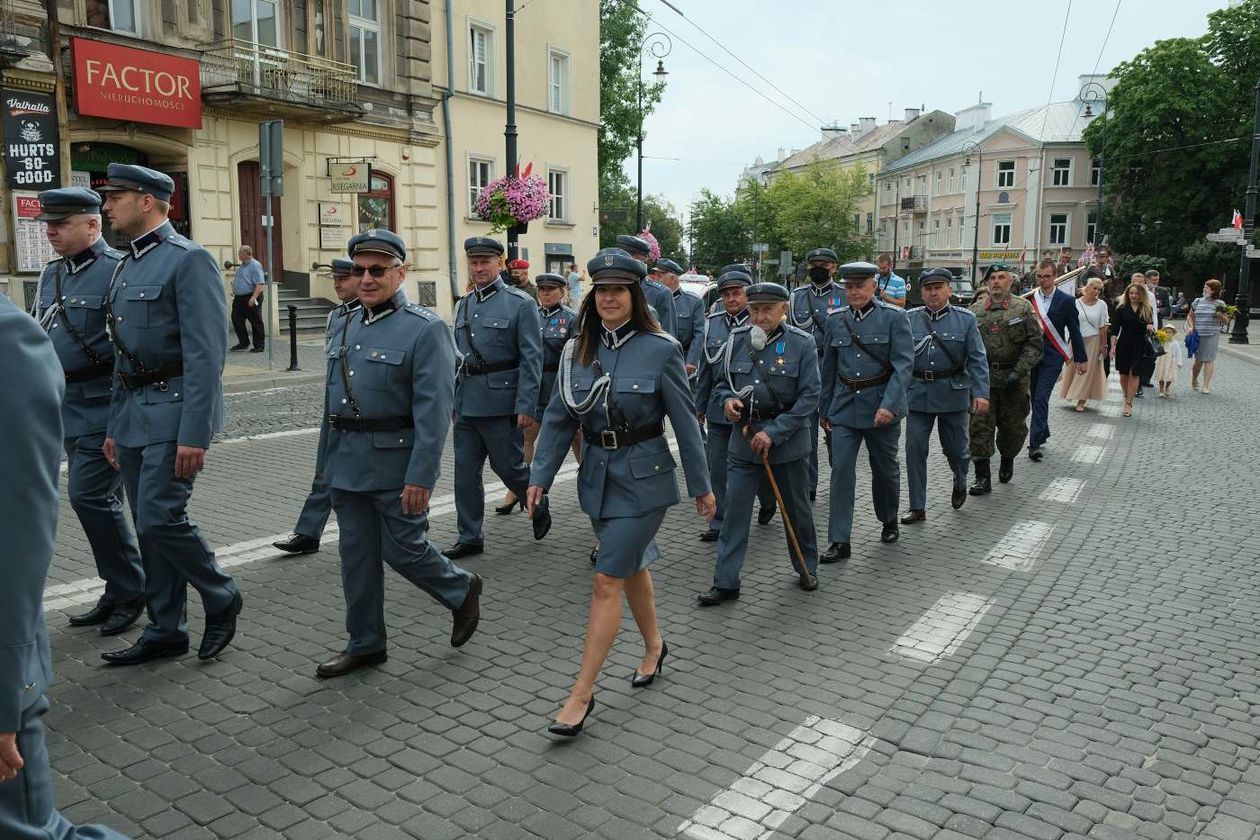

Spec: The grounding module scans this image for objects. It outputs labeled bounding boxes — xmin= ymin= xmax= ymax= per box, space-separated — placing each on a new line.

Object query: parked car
xmin=904 ymin=270 xmax=976 ymax=308
xmin=678 ymin=273 xmax=719 ymax=310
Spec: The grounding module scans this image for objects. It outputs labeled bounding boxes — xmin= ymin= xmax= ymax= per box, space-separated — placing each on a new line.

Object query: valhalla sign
xmin=2 ymin=89 xmax=61 ymax=189
xmin=71 ymin=38 xmax=202 ymax=129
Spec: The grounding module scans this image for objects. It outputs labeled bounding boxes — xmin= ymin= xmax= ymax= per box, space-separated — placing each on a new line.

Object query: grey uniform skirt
xmin=1196 ymin=332 xmax=1220 ymax=362
xmin=590 ymin=510 xmax=667 ymax=577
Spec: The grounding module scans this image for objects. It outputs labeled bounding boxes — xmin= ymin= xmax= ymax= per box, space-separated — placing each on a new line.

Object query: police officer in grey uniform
xmin=315 ymin=230 xmax=481 ymax=677
xmin=790 ymin=247 xmax=845 ymax=500
xmin=818 ymin=261 xmax=914 ymax=563
xmin=616 ymin=234 xmax=676 ymax=336
xmin=698 ymin=283 xmax=821 ymax=605
xmin=901 ymin=268 xmax=991 ymax=524
xmin=31 ymin=188 xmax=145 ymax=635
xmin=0 ymin=296 xmax=133 ymax=839
xmin=97 ymin=164 xmax=241 ymax=665
xmin=655 ymin=257 xmax=704 ymax=374
xmin=446 ymin=237 xmax=551 ymax=559
xmin=275 ymin=258 xmax=361 ymax=554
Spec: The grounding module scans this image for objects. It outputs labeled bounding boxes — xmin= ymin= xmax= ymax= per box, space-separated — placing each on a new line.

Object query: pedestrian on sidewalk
xmin=1155 ymin=324 xmax=1186 ymax=397
xmin=566 ymin=261 xmax=584 ymax=307
xmin=30 ymin=188 xmax=145 ymax=636
xmin=1187 ymin=279 xmax=1228 ymax=394
xmin=1110 ymin=282 xmax=1156 ymax=417
xmin=1059 ymin=277 xmax=1109 ymax=411
xmin=230 ymin=245 xmax=266 ymax=353
xmin=1137 ymin=271 xmax=1165 ymax=394
xmin=274 ymin=258 xmax=360 ymax=555
xmin=0 ymin=294 xmax=133 ymax=840
xmin=526 ymin=250 xmax=714 ymax=737
xmin=315 ymin=230 xmax=482 ymax=678
xmin=1027 ymin=259 xmax=1088 ymax=462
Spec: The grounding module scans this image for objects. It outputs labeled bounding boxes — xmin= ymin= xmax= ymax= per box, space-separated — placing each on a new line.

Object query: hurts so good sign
xmin=71 ymin=38 xmax=202 ymax=129
xmin=2 ymin=90 xmax=60 ymax=189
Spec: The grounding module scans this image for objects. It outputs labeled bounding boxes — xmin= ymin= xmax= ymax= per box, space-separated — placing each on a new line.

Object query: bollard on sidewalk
xmin=286 ymin=304 xmax=301 ymax=372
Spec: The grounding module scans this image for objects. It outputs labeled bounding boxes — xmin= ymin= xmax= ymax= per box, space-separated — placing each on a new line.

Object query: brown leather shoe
xmin=900 ymin=510 xmax=926 ymax=525
xmin=451 ymin=573 xmax=482 ymax=648
xmin=315 ymin=650 xmax=387 ymax=679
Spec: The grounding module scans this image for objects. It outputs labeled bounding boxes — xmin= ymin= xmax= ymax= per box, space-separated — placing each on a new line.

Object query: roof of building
xmin=773 ymin=119 xmax=909 ymax=172
xmin=882 ymin=100 xmax=1092 ymax=175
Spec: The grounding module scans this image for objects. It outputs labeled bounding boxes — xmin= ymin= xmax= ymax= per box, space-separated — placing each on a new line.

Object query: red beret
xmin=508 ymin=258 xmax=530 ymax=270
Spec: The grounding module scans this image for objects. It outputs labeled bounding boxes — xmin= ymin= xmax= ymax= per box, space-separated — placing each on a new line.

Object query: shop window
xmin=358 ymin=172 xmax=395 ymax=233
xmin=86 ymin=0 xmax=139 ymax=33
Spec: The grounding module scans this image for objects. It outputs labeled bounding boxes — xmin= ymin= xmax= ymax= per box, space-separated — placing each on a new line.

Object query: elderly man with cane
xmin=696 ymin=283 xmax=821 ymax=605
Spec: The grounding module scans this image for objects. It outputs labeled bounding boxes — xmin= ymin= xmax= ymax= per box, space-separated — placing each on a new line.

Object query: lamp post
xmin=636 ymin=32 xmax=671 ymax=233
xmin=1080 ymin=81 xmax=1107 ymax=249
xmin=963 ymin=140 xmax=982 ymax=284
xmin=504 ymin=0 xmax=519 ymax=261
xmin=1229 ymin=80 xmax=1260 ymax=344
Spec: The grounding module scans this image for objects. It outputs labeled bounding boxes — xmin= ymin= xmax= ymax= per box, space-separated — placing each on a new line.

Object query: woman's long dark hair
xmin=574 ymin=281 xmax=661 ymax=365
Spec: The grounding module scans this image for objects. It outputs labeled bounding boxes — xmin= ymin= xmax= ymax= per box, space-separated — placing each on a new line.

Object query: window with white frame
xmin=866 ymin=213 xmax=873 ymax=233
xmin=947 ymin=167 xmax=955 ymax=193
xmin=87 ymin=0 xmax=139 ymax=32
xmin=1049 ymin=213 xmax=1069 ymax=244
xmin=468 ymin=157 xmax=493 ymax=215
xmin=853 ymin=213 xmax=861 ymax=231
xmin=1052 ymin=158 xmax=1072 ymax=187
xmin=933 ymin=218 xmax=941 ymax=246
xmin=548 ymin=49 xmax=570 ymax=115
xmin=469 ymin=24 xmax=493 ymax=95
xmin=946 ymin=216 xmax=953 ymax=246
xmin=1091 ymin=158 xmax=1102 ymax=187
xmin=961 ymin=166 xmax=969 ymax=193
xmin=934 ymin=171 xmax=941 ymax=196
xmin=1087 ymin=210 xmax=1098 ymax=245
xmin=349 ymin=0 xmax=381 ymax=85
xmin=992 ymin=212 xmax=1012 ymax=245
xmin=996 ymin=160 xmax=1015 ymax=188
xmin=547 ymin=169 xmax=567 ymax=221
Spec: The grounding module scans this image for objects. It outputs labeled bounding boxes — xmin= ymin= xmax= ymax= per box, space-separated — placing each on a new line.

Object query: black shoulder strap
xmin=103 ymin=256 xmax=148 ymax=375
xmin=51 ymin=261 xmax=105 ymax=367
xmin=920 ymin=313 xmax=965 ymax=374
xmin=841 ymin=314 xmax=893 ymax=374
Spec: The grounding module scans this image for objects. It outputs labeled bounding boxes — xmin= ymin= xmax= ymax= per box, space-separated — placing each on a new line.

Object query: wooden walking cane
xmin=741 ymin=425 xmax=815 ymax=586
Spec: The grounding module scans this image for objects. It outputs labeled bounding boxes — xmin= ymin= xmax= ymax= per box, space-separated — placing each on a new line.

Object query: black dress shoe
xmin=821 ymin=542 xmax=850 ymax=563
xmin=547 ymin=697 xmax=595 ymax=737
xmin=494 ymin=499 xmax=524 ymax=515
xmin=199 ymin=592 xmax=243 ymax=659
xmin=100 ymin=597 xmax=146 ymax=636
xmin=757 ymin=503 xmax=777 ymax=525
xmin=998 ymin=457 xmax=1015 ymax=483
xmin=273 ymin=533 xmax=320 ymax=554
xmin=969 ymin=477 xmax=992 ymax=496
xmin=102 ymin=638 xmax=189 ymax=666
xmin=316 ymin=649 xmax=387 ymax=678
xmin=445 ymin=542 xmax=484 ymax=560
xmin=695 ymin=587 xmax=739 ymax=606
xmin=532 ymin=495 xmax=552 ymax=540
xmin=881 ymin=522 xmax=900 ymax=543
xmin=900 ymin=510 xmax=926 ymax=525
xmin=631 ymin=641 xmax=668 ymax=687
xmin=451 ymin=574 xmax=482 ymax=647
xmin=1027 ymin=448 xmax=1044 ymax=462
xmin=799 ymin=573 xmax=819 ymax=592
xmin=951 ymin=488 xmax=967 ymax=510
xmin=68 ymin=598 xmax=113 ymax=627
xmin=249 ymin=347 xmax=265 ymax=353
xmin=698 ymin=528 xmax=719 ymax=542
xmin=229 ymin=344 xmax=250 ymax=352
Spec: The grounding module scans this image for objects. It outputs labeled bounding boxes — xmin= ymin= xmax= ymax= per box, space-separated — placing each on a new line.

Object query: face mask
xmin=748 ymin=325 xmax=768 ymax=351
xmin=808 ymin=266 xmax=830 ymax=284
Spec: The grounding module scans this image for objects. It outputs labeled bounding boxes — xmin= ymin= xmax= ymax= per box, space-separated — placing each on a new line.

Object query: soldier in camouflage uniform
xmin=967 ymin=263 xmax=1043 ymax=495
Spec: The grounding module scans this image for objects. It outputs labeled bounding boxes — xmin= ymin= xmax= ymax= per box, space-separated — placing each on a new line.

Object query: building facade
xmin=431 ymin=0 xmax=599 ymax=290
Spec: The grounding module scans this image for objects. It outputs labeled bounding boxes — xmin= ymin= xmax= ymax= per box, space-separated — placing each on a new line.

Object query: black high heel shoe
xmin=494 ymin=499 xmax=525 ymax=516
xmin=547 ymin=697 xmax=595 ymax=737
xmin=631 ymin=641 xmax=668 ymax=688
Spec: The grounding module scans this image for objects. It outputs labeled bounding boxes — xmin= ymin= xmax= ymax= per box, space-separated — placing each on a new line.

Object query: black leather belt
xmin=462 ymin=359 xmax=518 ymax=376
xmin=65 ymin=361 xmax=114 ymax=384
xmin=913 ymin=369 xmax=963 ymax=381
xmin=838 ymin=371 xmax=891 ymax=389
xmin=989 ymin=362 xmax=1017 ymax=371
xmin=749 ymin=403 xmax=792 ymax=421
xmin=117 ymin=362 xmax=182 ymax=391
xmin=328 ymin=415 xmax=410 ymax=432
xmin=581 ymin=420 xmax=665 ymax=451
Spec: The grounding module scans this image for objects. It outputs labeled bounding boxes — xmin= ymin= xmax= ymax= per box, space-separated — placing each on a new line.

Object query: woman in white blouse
xmin=1059 ymin=278 xmax=1109 ymax=411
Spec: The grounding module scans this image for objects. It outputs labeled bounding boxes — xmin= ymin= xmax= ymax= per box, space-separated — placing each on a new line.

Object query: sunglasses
xmin=350 ymin=264 xmax=401 ymax=278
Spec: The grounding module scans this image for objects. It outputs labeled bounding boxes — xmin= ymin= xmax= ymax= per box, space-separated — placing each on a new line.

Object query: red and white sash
xmin=1029 ymin=291 xmax=1070 ymax=362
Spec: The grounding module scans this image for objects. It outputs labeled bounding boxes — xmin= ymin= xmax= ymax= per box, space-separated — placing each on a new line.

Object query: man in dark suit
xmin=0 ymin=295 xmax=131 ymax=838
xmin=1027 ymin=259 xmax=1087 ymax=462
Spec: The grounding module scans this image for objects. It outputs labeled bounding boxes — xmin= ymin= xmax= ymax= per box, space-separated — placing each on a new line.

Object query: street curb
xmin=1218 ymin=342 xmax=1260 ymax=367
xmin=223 ymin=371 xmax=324 ymax=394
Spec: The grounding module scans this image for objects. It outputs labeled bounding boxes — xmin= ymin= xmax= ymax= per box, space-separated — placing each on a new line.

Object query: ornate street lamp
xmin=962 ymin=140 xmax=983 ymax=284
xmin=636 ymin=32 xmax=671 ymax=232
xmin=1080 ymin=81 xmax=1108 ymax=249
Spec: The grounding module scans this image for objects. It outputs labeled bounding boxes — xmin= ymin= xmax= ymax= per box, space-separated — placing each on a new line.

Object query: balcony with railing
xmin=900 ymin=195 xmax=928 ymax=213
xmin=200 ymin=40 xmax=364 ymax=122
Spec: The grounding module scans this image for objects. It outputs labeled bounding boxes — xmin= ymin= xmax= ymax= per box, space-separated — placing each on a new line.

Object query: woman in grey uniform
xmin=527 ymin=249 xmax=714 ymax=737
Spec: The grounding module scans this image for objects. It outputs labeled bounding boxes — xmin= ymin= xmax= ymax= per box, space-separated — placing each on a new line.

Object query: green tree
xmin=598 ymin=0 xmax=664 ymax=187
xmin=1180 ymin=240 xmax=1238 ymax=288
xmin=689 ymin=188 xmax=751 ymax=270
xmin=760 ymin=162 xmax=872 ymax=263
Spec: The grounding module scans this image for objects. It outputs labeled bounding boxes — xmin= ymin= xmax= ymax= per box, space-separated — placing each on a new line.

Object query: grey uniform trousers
xmin=714 ymin=456 xmax=817 ymax=590
xmin=331 ymin=488 xmax=473 ymax=656
xmin=827 ymin=423 xmax=902 ymax=544
xmin=293 ymin=472 xmax=333 ymax=540
xmin=65 ymin=432 xmax=144 ymax=605
xmin=0 ymin=695 xmax=131 ymax=839
xmin=906 ymin=409 xmax=970 ymax=511
xmin=453 ymin=415 xmax=531 ymax=545
xmin=706 ymin=421 xmax=773 ymax=533
xmin=117 ymin=442 xmax=239 ymax=644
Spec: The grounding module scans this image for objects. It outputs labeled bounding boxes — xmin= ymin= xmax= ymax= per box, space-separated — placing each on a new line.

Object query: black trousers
xmin=232 ymin=294 xmax=265 ymax=349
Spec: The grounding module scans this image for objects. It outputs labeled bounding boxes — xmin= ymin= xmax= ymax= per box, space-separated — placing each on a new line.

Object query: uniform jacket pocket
xmin=363 ymin=347 xmax=405 ymax=391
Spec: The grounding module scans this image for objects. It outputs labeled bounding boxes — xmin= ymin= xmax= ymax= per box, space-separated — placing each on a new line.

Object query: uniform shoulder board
xmin=101 ymin=246 xmax=125 ymax=261
xmin=783 ymin=323 xmax=813 ymax=341
xmin=504 ymin=285 xmax=532 ymax=302
xmin=907 ymin=305 xmax=926 ymax=315
xmin=166 ymin=234 xmax=194 ymax=251
xmin=729 ymin=323 xmax=752 ymax=335
xmin=706 ymin=310 xmax=726 ymax=320
xmin=404 ymin=302 xmax=436 ymax=320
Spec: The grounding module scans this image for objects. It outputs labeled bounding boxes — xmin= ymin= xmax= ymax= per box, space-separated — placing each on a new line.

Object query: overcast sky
xmin=621 ymin=0 xmax=1230 ymax=223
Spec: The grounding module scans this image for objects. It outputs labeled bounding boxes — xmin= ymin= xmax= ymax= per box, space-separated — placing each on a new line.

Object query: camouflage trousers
xmin=969 ymin=377 xmax=1031 ymax=460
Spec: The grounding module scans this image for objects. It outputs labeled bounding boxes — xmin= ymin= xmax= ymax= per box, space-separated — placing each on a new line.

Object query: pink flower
xmin=474 ymin=170 xmax=551 ymax=233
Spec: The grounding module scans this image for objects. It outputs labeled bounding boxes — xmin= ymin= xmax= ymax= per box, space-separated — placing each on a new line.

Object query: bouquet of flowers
xmin=637 ymin=225 xmax=661 ymax=264
xmin=473 ymin=163 xmax=550 ymax=234
xmin=1154 ymin=327 xmax=1174 ymax=345
xmin=1214 ymin=302 xmax=1238 ymax=325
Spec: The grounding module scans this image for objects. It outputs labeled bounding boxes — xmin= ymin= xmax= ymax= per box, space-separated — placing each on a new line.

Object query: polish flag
xmin=1233 ymin=209 xmax=1244 ymax=231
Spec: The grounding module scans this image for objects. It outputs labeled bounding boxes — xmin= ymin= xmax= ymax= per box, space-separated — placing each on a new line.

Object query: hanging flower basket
xmin=637 ymin=225 xmax=661 ymax=264
xmin=474 ymin=163 xmax=550 ymax=235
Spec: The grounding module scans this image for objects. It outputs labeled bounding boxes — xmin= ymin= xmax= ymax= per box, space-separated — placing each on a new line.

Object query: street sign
xmin=1206 ymin=232 xmax=1244 ymax=243
xmin=753 ymin=242 xmax=769 ymax=254
xmin=258 ymin=120 xmax=283 ymax=197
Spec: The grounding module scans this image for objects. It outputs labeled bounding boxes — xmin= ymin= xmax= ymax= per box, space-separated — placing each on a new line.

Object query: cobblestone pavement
xmin=42 ymin=355 xmax=1260 ymax=839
